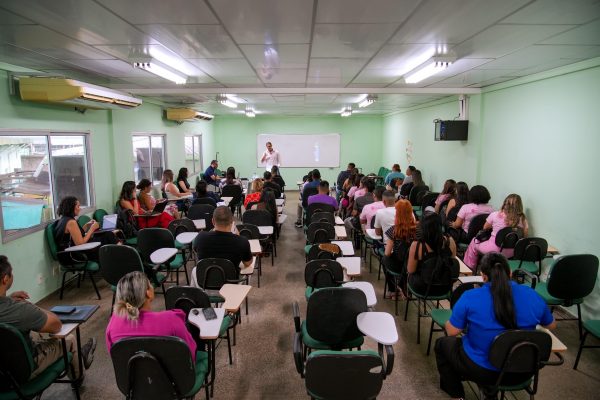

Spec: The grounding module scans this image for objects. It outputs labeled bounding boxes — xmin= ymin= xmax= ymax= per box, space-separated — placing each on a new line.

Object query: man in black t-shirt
xmin=191 ymin=207 xmax=253 ymax=285
xmin=263 ymin=171 xmax=282 ymax=198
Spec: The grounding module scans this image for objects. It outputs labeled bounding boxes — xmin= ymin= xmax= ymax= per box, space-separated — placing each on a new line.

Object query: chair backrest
xmin=221 ymin=184 xmax=243 ymax=204
xmin=420 ymin=192 xmax=439 ymax=211
xmin=0 ymin=323 xmax=35 ymax=390
xmin=306 ymin=203 xmax=335 ymax=223
xmin=164 ymin=286 xmax=211 ymax=312
xmin=137 ymin=228 xmax=175 ymax=263
xmin=465 ymin=213 xmax=490 ymax=243
xmin=418 ymin=252 xmax=460 ymax=295
xmin=512 ymin=237 xmax=548 ymax=263
xmin=187 ymin=204 xmax=215 ymax=231
xmin=399 ymin=181 xmax=413 ymax=198
xmin=93 ymin=209 xmax=109 ymax=228
xmin=77 ymin=215 xmax=91 ymax=229
xmin=450 ymin=282 xmax=478 ymax=308
xmin=310 ymin=211 xmax=335 ymax=225
xmin=236 ymin=223 xmax=260 ymax=240
xmin=304 ymin=260 xmax=344 ymax=289
xmin=306 ymin=287 xmax=368 ymax=346
xmin=306 ymin=243 xmax=341 ymax=261
xmin=195 ymin=258 xmax=238 ymax=290
xmin=408 ymin=185 xmax=429 ymax=206
xmin=242 ymin=209 xmax=272 ymax=227
xmin=306 ymin=222 xmax=335 ymax=244
xmin=44 ymin=222 xmax=59 ymax=260
xmin=546 ymin=254 xmax=599 ymax=302
xmin=192 ymin=197 xmax=217 ymax=207
xmin=167 ymin=218 xmax=195 ymax=237
xmin=488 ymin=330 xmax=551 ymax=376
xmin=495 ymin=227 xmax=524 ymax=250
xmin=99 ymin=245 xmax=144 ymax=286
xmin=305 ymin=350 xmax=384 ymax=400
xmin=110 ymin=336 xmax=196 ymax=400
xmin=302 ymin=186 xmax=319 ymax=208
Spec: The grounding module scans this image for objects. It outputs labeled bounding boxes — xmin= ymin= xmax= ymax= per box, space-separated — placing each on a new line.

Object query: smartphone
xmin=202 ymin=307 xmax=218 ymax=321
xmin=51 ymin=306 xmax=76 ymax=314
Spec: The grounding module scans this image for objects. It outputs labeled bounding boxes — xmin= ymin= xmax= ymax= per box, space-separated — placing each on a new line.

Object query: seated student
xmin=262 ymin=171 xmax=282 ymax=198
xmin=398 ymin=165 xmax=416 ymax=197
xmin=295 ymin=171 xmax=314 ymax=227
xmin=307 ymin=180 xmax=338 ymax=210
xmin=407 ymin=212 xmax=457 ymax=296
xmin=464 ymin=194 xmax=529 ymax=269
xmin=435 ymin=253 xmax=556 ymax=400
xmin=176 ymin=167 xmax=192 ymax=194
xmin=105 ymin=271 xmax=197 ymax=362
xmin=251 ymin=188 xmax=279 ymax=226
xmin=344 ymin=173 xmax=364 ymax=216
xmin=193 ymin=180 xmax=221 ymax=207
xmin=450 ymin=185 xmax=494 ymax=243
xmin=373 ymin=190 xmax=398 ymax=243
xmin=203 ymin=160 xmax=219 ymax=187
xmin=360 ymin=186 xmax=386 ymax=229
xmin=244 ymin=178 xmax=264 ymax=209
xmin=54 ymin=196 xmax=119 ymax=254
xmin=433 ymin=179 xmax=456 ymax=213
xmin=344 ymin=178 xmax=375 ymax=237
xmin=336 ymin=162 xmax=355 ymax=196
xmin=137 ymin=178 xmax=179 ymax=220
xmin=295 ymin=170 xmax=322 ymax=228
xmin=339 ymin=169 xmax=358 ymax=212
xmin=445 ymin=181 xmax=469 ymax=224
xmin=191 ymin=207 xmax=253 ymax=278
xmin=384 ymin=164 xmax=405 ymax=189
xmin=407 ymin=169 xmax=427 ymax=200
xmin=383 ymin=199 xmax=417 ymax=297
xmin=219 ymin=166 xmax=242 ymax=190
xmin=0 ymin=256 xmax=96 ymax=380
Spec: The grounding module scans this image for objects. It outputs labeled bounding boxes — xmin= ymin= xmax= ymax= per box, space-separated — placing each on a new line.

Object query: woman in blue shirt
xmin=434 ymin=252 xmax=556 ymax=399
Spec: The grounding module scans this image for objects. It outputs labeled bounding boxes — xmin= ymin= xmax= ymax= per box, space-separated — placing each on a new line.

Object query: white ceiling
xmin=0 ymin=0 xmax=598 ymax=116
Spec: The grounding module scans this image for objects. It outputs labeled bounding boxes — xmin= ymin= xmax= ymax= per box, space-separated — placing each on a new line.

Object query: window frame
xmin=131 ymin=133 xmax=167 ymax=185
xmin=184 ymin=134 xmax=203 ymax=175
xmin=0 ymin=129 xmax=96 ymax=243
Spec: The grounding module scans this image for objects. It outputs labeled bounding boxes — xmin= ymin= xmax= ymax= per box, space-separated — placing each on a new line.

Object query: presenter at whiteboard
xmin=260 ymin=141 xmax=281 ymax=171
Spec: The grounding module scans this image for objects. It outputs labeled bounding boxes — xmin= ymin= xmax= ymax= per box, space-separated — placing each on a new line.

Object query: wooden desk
xmin=335 ymin=225 xmax=347 ymax=239
xmin=50 ymin=323 xmax=79 ymax=338
xmin=537 ymin=325 xmax=567 ymax=352
xmin=188 ymin=308 xmax=226 ymax=340
xmin=192 ymin=219 xmax=206 ymax=230
xmin=249 ymin=239 xmax=262 ymax=254
xmin=221 ymin=196 xmax=233 ymax=205
xmin=365 ymin=229 xmax=382 ymax=241
xmin=175 ymin=232 xmax=198 ymax=245
xmin=275 ymin=198 xmax=285 ymax=206
xmin=343 ymin=281 xmax=377 ymax=307
xmin=239 ymin=257 xmax=256 ymax=276
xmin=457 ymin=257 xmax=472 ymax=276
xmin=356 ymin=312 xmax=398 ymax=345
xmin=547 ymin=245 xmax=559 ymax=254
xmin=337 ymin=256 xmax=361 ymax=276
xmin=258 ymin=226 xmax=274 ymax=235
xmin=458 ymin=276 xmax=484 ymax=284
xmin=334 ymin=216 xmax=344 ymax=225
xmin=219 ymin=284 xmax=252 ymax=313
xmin=150 ymin=248 xmax=177 ymax=264
xmin=64 ymin=242 xmax=101 ymax=252
xmin=332 ymin=241 xmax=355 ymax=256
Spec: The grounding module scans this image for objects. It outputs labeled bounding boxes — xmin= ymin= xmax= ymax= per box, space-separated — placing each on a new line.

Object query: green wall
xmin=213 ymin=115 xmax=383 ymax=185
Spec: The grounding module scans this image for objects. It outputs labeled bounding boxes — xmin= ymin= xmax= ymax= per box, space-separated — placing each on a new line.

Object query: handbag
xmin=474 ymin=229 xmax=492 ymax=243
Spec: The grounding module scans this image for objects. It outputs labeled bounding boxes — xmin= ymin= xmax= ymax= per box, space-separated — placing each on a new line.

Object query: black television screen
xmin=434 ymin=120 xmax=468 ymax=141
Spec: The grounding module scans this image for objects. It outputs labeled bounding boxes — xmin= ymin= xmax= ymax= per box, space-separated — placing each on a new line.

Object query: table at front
xmin=334 ymin=216 xmax=344 ymax=225
xmin=356 ymin=312 xmax=398 ymax=345
xmin=219 ymin=283 xmax=252 ymax=313
xmin=337 ymin=256 xmax=361 ymax=277
xmin=249 ymin=239 xmax=262 ymax=255
xmin=258 ymin=225 xmax=274 ymax=235
xmin=176 ymin=232 xmax=198 ymax=245
xmin=332 ymin=241 xmax=355 ymax=256
xmin=343 ymin=281 xmax=377 ymax=307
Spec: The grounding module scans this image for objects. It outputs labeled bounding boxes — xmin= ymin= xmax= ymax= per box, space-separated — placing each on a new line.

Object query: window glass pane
xmin=194 ymin=136 xmax=201 ymax=172
xmin=150 ymin=136 xmax=165 ymax=184
xmin=132 ymin=136 xmax=151 ymax=182
xmin=0 ymin=136 xmax=52 ymax=233
xmin=50 ymin=135 xmax=90 ymax=208
xmin=185 ymin=136 xmax=195 ymax=173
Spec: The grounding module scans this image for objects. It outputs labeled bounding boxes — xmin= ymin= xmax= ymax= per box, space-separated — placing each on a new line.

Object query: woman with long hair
xmin=251 ymin=188 xmax=278 ymax=225
xmin=434 ymin=179 xmax=456 ymax=213
xmin=244 ymin=178 xmax=264 ymax=208
xmin=162 ymin=169 xmax=188 ymax=215
xmin=219 ymin=166 xmax=242 ymax=189
xmin=176 ymin=167 xmax=192 ymax=194
xmin=450 ymin=185 xmax=494 ymax=243
xmin=435 ymin=253 xmax=555 ymax=399
xmin=383 ymin=199 xmax=417 ymax=296
xmin=105 ymin=271 xmax=197 ymax=361
xmin=445 ymin=181 xmax=469 ymax=223
xmin=463 ymin=194 xmax=529 ymax=269
xmin=119 ymin=180 xmax=140 ymax=215
xmin=136 ymin=179 xmax=176 ymax=227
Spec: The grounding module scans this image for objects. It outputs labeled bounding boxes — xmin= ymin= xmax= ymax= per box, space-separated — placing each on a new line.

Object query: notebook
xmin=51 ymin=305 xmax=99 ymax=323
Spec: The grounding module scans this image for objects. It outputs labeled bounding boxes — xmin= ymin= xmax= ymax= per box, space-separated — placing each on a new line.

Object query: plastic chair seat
xmin=158 ymin=254 xmax=185 ymax=271
xmin=125 ymin=237 xmax=137 ymax=246
xmin=183 ymin=351 xmax=210 ymax=398
xmin=407 ymin=283 xmax=451 ymax=301
xmin=498 ymin=377 xmax=533 ymax=392
xmin=301 ymin=321 xmax=364 ymax=350
xmin=508 ymin=260 xmax=538 ymax=274
xmin=61 ymin=260 xmax=99 ymax=273
xmin=583 ymin=320 xmax=600 ymax=338
xmin=304 ymin=244 xmax=313 ymax=255
xmin=174 ymin=240 xmax=186 ymax=250
xmin=535 ymin=282 xmax=583 ymax=306
xmin=430 ymin=308 xmax=452 ymax=327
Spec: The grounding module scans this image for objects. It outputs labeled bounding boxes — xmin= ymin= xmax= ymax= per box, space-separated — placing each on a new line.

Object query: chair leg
xmin=110 ymin=292 xmax=116 ymax=316
xmin=426 ymin=319 xmax=435 ymax=355
xmin=60 ymin=271 xmax=69 ymax=300
xmin=573 ymin=330 xmax=588 ymax=370
xmin=416 ymin=298 xmax=421 ymax=344
xmin=226 ymin=329 xmax=233 ymax=365
xmin=404 ymin=293 xmax=411 ymax=321
xmin=377 ymin=258 xmax=382 ymax=281
xmin=88 ymin=271 xmax=101 ymax=300
xmin=577 ymin=304 xmax=583 ymax=340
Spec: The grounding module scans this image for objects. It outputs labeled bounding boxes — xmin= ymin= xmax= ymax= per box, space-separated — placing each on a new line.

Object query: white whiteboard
xmin=257 ymin=134 xmax=340 ymax=168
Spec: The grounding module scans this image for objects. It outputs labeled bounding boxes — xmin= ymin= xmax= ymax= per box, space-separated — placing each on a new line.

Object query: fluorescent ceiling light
xmin=358 ymin=95 xmax=377 ymax=108
xmin=245 ymin=107 xmax=256 ymax=118
xmin=225 ymin=94 xmax=245 ymax=104
xmin=404 ymin=56 xmax=455 ymax=84
xmin=217 ymin=95 xmax=238 ymax=108
xmin=340 ymin=106 xmax=352 ymax=117
xmin=133 ymin=61 xmax=187 ymax=85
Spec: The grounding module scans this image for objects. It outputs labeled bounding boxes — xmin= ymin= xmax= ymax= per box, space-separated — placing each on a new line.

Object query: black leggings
xmin=382 ymin=256 xmax=406 ymax=292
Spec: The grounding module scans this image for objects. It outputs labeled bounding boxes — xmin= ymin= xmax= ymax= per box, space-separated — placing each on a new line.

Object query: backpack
xmin=116 ymin=205 xmax=138 ymax=239
xmin=417 ymin=240 xmax=458 ymax=294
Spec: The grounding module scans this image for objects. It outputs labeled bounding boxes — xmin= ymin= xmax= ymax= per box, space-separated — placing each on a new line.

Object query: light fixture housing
xmin=340 ymin=106 xmax=352 ymax=117
xmin=217 ymin=95 xmax=238 ymax=108
xmin=133 ymin=60 xmax=187 ymax=85
xmin=404 ymin=55 xmax=456 ymax=84
xmin=358 ymin=95 xmax=377 ymax=108
xmin=245 ymin=107 xmax=256 ymax=118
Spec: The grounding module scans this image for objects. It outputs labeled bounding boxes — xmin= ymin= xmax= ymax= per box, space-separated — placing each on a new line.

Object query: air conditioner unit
xmin=165 ymin=108 xmax=214 ymax=122
xmin=18 ymin=77 xmax=142 ymax=110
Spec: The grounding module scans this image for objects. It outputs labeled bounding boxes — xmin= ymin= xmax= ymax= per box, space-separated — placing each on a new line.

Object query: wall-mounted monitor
xmin=434 ymin=120 xmax=468 ymax=141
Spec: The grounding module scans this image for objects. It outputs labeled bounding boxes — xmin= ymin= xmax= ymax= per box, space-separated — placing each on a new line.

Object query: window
xmin=132 ymin=134 xmax=165 ymax=184
xmin=185 ymin=135 xmax=202 ymax=174
xmin=0 ymin=131 xmax=94 ymax=242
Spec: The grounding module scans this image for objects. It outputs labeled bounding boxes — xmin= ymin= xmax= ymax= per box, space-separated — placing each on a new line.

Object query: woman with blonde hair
xmin=463 ymin=193 xmax=529 ymax=269
xmin=243 ymin=178 xmax=264 ymax=208
xmin=382 ymin=199 xmax=417 ymax=297
xmin=105 ymin=271 xmax=197 ymax=361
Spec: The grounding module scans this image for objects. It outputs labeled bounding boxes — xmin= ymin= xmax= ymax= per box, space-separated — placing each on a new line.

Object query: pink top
xmin=487 ymin=211 xmax=528 ymax=236
xmin=106 ymin=309 xmax=197 ymax=362
xmin=347 ymin=186 xmax=359 ymax=199
xmin=457 ymin=203 xmax=495 ymax=233
xmin=435 ymin=193 xmax=451 ymax=207
xmin=360 ymin=201 xmax=386 ymax=228
xmin=353 ymin=188 xmax=367 ymax=199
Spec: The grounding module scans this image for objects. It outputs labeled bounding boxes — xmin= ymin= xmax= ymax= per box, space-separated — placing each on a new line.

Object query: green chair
xmin=137 ymin=228 xmax=187 ymax=286
xmin=303 ymin=222 xmax=335 ymax=260
xmin=44 ymin=222 xmax=101 ymax=300
xmin=76 ymin=215 xmax=91 ymax=229
xmin=574 ymin=320 xmax=600 ymax=370
xmin=507 ymin=237 xmax=548 ymax=276
xmin=92 ymin=209 xmax=108 ymax=228
xmin=535 ymin=254 xmax=598 ymax=339
xmin=304 ymin=260 xmax=344 ymax=300
xmin=0 ymin=323 xmax=77 ymax=400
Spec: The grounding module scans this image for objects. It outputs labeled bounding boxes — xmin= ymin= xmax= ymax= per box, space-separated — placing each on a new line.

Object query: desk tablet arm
xmin=292 ymin=302 xmax=301 ymax=333
xmin=293 ymin=332 xmax=305 ymax=378
xmin=512 ymin=268 xmax=538 ymax=288
xmin=378 ymin=343 xmax=395 ymax=377
xmin=543 ymin=352 xmax=565 ymax=367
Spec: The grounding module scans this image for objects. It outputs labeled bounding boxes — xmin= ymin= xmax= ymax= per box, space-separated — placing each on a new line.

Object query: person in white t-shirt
xmin=260 ymin=142 xmax=281 ymax=171
xmin=374 ymin=190 xmax=397 ymax=244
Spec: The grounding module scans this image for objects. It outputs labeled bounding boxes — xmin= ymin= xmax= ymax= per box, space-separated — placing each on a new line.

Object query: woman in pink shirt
xmin=434 ymin=179 xmax=456 ymax=213
xmin=106 ymin=271 xmax=197 ymax=362
xmin=451 ymin=185 xmax=494 ymax=243
xmin=463 ymin=194 xmax=529 ymax=269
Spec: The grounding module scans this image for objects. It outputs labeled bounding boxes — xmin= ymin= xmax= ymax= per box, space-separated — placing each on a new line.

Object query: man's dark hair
xmin=312 ymin=169 xmax=321 ymax=180
xmin=195 ymin=180 xmax=208 ymax=196
xmin=57 ymin=196 xmax=78 ymax=218
xmin=319 ymin=180 xmax=330 ymax=191
xmin=408 ymin=165 xmax=416 ymax=172
xmin=263 ymin=171 xmax=272 ymax=180
xmin=213 ymin=206 xmax=233 ymax=226
xmin=373 ymin=186 xmax=385 ymax=200
xmin=348 ymin=163 xmax=355 ymax=169
xmin=469 ymin=185 xmax=491 ymax=205
xmin=392 ymin=164 xmax=400 ymax=171
xmin=365 ymin=179 xmax=375 ymax=192
xmin=0 ymin=255 xmax=12 ymax=281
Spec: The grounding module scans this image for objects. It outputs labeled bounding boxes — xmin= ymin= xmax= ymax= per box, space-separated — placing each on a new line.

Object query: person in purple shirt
xmin=307 ymin=180 xmax=338 ymax=210
xmin=435 ymin=253 xmax=555 ymax=399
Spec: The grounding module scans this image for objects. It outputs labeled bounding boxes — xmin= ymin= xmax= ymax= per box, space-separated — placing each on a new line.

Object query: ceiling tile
xmin=436 ymin=69 xmax=523 ymax=86
xmin=502 ymin=0 xmax=600 ymax=24
xmin=187 ymin=58 xmax=256 ymax=78
xmin=476 ymin=44 xmax=600 ymax=70
xmin=308 ymin=58 xmax=368 ymax=85
xmin=208 ymin=0 xmax=313 ymax=44
xmin=352 ymin=68 xmax=401 ymax=85
xmin=0 ymin=9 xmax=34 ymax=24
xmin=366 ymin=44 xmax=438 ymax=75
xmin=540 ymin=19 xmax=600 ymax=45
xmin=388 ymin=0 xmax=531 ymax=44
xmin=312 ymin=23 xmax=398 ymax=58
xmin=316 ymin=0 xmax=420 ymax=23
xmin=240 ymin=44 xmax=309 ymax=69
xmin=259 ymin=68 xmax=307 ymax=84
xmin=0 ymin=44 xmax=71 ymax=69
xmin=97 ymin=0 xmax=218 ymax=24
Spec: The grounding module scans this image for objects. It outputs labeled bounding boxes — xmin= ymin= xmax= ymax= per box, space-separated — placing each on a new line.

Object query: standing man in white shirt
xmin=260 ymin=141 xmax=281 ymax=171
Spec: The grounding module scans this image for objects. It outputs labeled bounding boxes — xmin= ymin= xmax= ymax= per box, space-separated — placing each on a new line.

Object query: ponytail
xmin=480 ymin=253 xmax=517 ymax=329
xmin=112 ymin=271 xmax=150 ymax=322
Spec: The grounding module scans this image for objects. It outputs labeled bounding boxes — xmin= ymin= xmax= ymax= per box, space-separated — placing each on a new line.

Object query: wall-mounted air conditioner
xmin=165 ymin=108 xmax=214 ymax=122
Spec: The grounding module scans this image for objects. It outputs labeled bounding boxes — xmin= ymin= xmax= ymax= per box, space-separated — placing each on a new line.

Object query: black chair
xmin=507 ymin=237 xmax=548 ymax=276
xmin=236 ymin=223 xmax=262 ymax=287
xmin=242 ymin=209 xmax=276 ymax=265
xmin=187 ymin=204 xmax=215 ymax=231
xmin=195 ymin=258 xmax=249 ymax=315
xmin=416 ymin=191 xmax=439 ymax=219
xmin=574 ymin=319 xmax=600 ymax=370
xmin=495 ymin=226 xmax=524 ymax=252
xmin=535 ymin=254 xmax=599 ymax=339
xmin=301 ymin=187 xmax=319 ymax=209
xmin=304 ymin=222 xmax=336 ymax=261
xmin=221 ymin=184 xmax=243 ymax=217
xmin=164 ymin=286 xmax=233 ymax=366
xmin=137 ymin=228 xmax=187 ymax=285
xmin=305 ymin=203 xmax=335 ymax=227
xmin=454 ymin=213 xmax=490 ymax=253
xmin=408 ymin=185 xmax=429 ymax=207
xmin=168 ymin=218 xmax=197 ymax=265
xmin=306 ymin=243 xmax=341 ymax=261
xmin=310 ymin=211 xmax=335 ymax=225
xmin=110 ymin=336 xmax=210 ymax=400
xmin=99 ymin=245 xmax=166 ymax=311
xmin=304 ymin=259 xmax=344 ymax=299
xmin=485 ymin=330 xmax=563 ymax=399
xmin=192 ymin=197 xmax=217 ymax=207
xmin=0 ymin=323 xmax=77 ymax=400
